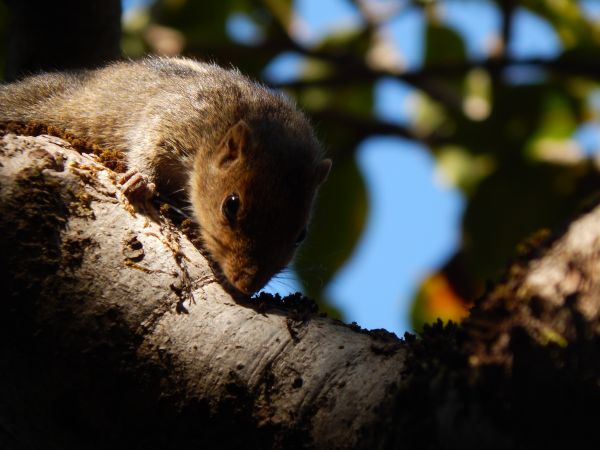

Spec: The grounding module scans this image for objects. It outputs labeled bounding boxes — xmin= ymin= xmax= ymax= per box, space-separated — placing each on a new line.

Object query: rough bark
xmin=0 ymin=133 xmax=406 ymax=449
xmin=1 ymin=132 xmax=599 ymax=450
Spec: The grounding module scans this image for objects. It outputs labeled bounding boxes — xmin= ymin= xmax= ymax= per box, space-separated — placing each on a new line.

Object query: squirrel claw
xmin=119 ymin=168 xmax=156 ymax=201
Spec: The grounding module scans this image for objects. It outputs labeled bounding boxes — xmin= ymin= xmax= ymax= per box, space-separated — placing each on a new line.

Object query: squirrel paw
xmin=119 ymin=168 xmax=156 ymax=201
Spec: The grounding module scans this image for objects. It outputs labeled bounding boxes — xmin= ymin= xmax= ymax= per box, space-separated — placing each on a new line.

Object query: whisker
xmin=153 ymin=194 xmax=190 ymax=218
xmin=273 ymin=276 xmax=296 ymax=282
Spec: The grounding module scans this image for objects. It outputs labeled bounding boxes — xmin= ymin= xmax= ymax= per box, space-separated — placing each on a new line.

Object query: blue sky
xmin=122 ymin=0 xmax=586 ymax=335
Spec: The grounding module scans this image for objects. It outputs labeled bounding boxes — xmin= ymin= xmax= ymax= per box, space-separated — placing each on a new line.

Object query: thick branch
xmin=1 ymin=133 xmax=599 ymax=449
xmin=0 ymin=134 xmax=405 ymax=450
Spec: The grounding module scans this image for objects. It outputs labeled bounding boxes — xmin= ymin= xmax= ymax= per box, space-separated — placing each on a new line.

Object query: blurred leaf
xmin=299 ymin=58 xmax=336 ymax=82
xmin=462 ymin=68 xmax=492 ymax=121
xmin=411 ymin=249 xmax=481 ymax=332
xmin=536 ymin=92 xmax=578 ymax=138
xmin=150 ymin=0 xmax=281 ymax=75
xmin=315 ymin=25 xmax=371 ymax=59
xmin=525 ymin=91 xmax=581 ymax=162
xmin=527 ymin=138 xmax=582 ymax=165
xmin=152 ymin=0 xmax=231 ymax=44
xmin=122 ymin=7 xmax=152 ymax=58
xmin=262 ymin=0 xmax=294 ymax=30
xmin=331 ymin=84 xmax=374 ymax=117
xmin=411 ymin=92 xmax=449 ymax=138
xmin=432 ymin=81 xmax=587 ymax=169
xmin=557 ymin=46 xmax=600 ymax=86
xmin=520 ymin=0 xmax=597 ymax=48
xmin=295 ymin=157 xmax=368 ymax=305
xmin=435 ymin=145 xmax=495 ymax=195
xmin=424 ymin=21 xmax=466 ymax=66
xmin=463 ymin=161 xmax=600 ymax=282
xmin=411 ymin=272 xmax=469 ymax=332
xmin=294 ymin=55 xmax=375 ymax=142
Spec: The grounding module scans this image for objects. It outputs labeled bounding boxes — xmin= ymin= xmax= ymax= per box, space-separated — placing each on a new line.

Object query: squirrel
xmin=0 ymin=57 xmax=332 ymax=296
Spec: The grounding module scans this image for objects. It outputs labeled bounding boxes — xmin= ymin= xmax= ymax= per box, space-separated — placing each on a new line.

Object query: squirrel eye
xmin=294 ymin=227 xmax=307 ymax=247
xmin=222 ymin=193 xmax=240 ymax=224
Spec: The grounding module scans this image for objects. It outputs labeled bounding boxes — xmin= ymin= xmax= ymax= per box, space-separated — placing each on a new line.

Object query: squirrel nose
xmin=231 ymin=265 xmax=269 ymax=295
xmin=232 ymin=266 xmax=256 ymax=291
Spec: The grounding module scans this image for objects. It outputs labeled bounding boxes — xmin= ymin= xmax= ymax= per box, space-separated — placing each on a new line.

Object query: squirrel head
xmin=190 ymin=119 xmax=331 ymax=295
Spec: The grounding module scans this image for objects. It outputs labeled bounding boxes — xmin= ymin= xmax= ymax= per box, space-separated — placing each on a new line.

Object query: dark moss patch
xmin=395 ymin=296 xmax=600 ymax=450
xmin=1 ymin=121 xmax=126 ymax=171
xmin=252 ymin=292 xmax=319 ymax=315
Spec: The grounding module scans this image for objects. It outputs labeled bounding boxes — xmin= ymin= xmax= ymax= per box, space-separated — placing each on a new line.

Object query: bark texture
xmin=0 ymin=133 xmax=405 ymax=449
xmin=1 ymin=132 xmax=599 ymax=450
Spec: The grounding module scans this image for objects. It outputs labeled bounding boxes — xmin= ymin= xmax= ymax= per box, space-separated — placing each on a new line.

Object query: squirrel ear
xmin=314 ymin=159 xmax=332 ymax=186
xmin=217 ymin=120 xmax=251 ymax=168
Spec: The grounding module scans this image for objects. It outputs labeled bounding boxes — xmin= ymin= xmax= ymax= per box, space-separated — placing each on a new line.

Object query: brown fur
xmin=0 ymin=56 xmax=331 ymax=295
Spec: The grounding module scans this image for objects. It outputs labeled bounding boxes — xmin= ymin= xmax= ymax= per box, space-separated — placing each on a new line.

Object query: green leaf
xmin=462 ymin=161 xmax=600 ymax=282
xmin=519 ymin=0 xmax=595 ymax=48
xmin=435 ymin=145 xmax=495 ymax=195
xmin=433 ymin=81 xmax=586 ymax=167
xmin=410 ymin=272 xmax=468 ymax=333
xmin=525 ymin=91 xmax=581 ymax=162
xmin=262 ymin=0 xmax=294 ymax=31
xmin=424 ymin=21 xmax=466 ymax=66
xmin=151 ymin=0 xmax=231 ymax=44
xmin=314 ymin=25 xmax=371 ymax=59
xmin=150 ymin=0 xmax=281 ymax=76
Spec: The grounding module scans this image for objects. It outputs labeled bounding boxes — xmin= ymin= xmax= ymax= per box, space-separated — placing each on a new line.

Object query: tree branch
xmin=499 ymin=0 xmax=515 ymax=58
xmin=308 ymin=109 xmax=430 ymax=157
xmin=1 ymin=132 xmax=599 ymax=449
xmin=272 ymin=55 xmax=600 ymax=92
xmin=0 ymin=133 xmax=405 ymax=449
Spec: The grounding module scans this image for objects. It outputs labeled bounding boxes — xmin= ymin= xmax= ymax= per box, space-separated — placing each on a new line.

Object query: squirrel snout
xmin=229 ymin=264 xmax=270 ymax=295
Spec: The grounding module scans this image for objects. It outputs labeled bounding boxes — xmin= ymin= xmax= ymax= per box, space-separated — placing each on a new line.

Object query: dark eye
xmin=294 ymin=227 xmax=307 ymax=247
xmin=222 ymin=193 xmax=240 ymax=224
